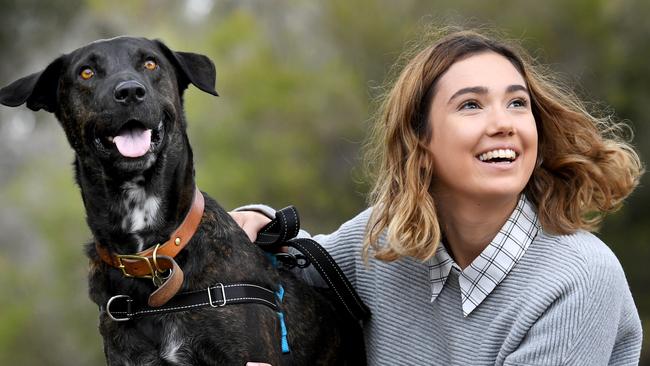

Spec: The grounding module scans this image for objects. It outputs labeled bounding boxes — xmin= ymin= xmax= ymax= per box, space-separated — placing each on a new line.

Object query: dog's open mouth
xmin=111 ymin=121 xmax=151 ymax=158
xmin=95 ymin=119 xmax=165 ymax=158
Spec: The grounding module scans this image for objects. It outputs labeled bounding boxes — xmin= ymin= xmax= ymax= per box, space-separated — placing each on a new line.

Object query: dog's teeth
xmin=107 ymin=136 xmax=114 ymax=142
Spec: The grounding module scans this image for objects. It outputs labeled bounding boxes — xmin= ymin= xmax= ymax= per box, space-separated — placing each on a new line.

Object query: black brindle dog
xmin=0 ymin=37 xmax=365 ymax=365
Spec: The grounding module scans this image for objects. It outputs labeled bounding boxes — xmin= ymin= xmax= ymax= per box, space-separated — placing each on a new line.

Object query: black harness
xmin=102 ymin=205 xmax=370 ymax=357
xmin=104 ymin=283 xmax=280 ymax=321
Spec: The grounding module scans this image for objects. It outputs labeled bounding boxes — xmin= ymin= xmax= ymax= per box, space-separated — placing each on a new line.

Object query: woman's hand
xmin=229 ymin=210 xmax=272 ymax=242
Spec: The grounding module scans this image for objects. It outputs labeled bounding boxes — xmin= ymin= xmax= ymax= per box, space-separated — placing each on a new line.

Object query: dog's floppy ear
xmin=0 ymin=57 xmax=64 ymax=113
xmin=155 ymin=40 xmax=218 ymax=97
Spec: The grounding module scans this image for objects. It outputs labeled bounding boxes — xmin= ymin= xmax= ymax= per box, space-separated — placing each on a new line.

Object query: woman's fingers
xmin=229 ymin=211 xmax=272 ymax=242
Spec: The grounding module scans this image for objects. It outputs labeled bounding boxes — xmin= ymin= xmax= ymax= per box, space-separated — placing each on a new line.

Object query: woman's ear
xmin=0 ymin=57 xmax=64 ymax=113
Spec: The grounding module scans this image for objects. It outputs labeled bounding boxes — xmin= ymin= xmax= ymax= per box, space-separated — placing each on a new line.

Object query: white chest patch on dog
xmin=121 ymin=177 xmax=160 ymax=236
xmin=161 ymin=324 xmax=186 ymax=364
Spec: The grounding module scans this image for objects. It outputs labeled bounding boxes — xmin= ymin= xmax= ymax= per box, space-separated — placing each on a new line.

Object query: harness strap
xmin=255 ymin=206 xmax=371 ymax=322
xmin=104 ymin=283 xmax=278 ymax=322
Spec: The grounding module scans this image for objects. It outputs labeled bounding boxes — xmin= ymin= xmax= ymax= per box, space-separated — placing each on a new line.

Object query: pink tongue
xmin=113 ymin=128 xmax=152 ymax=158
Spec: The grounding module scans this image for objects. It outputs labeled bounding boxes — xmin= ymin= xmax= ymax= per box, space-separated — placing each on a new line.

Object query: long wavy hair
xmin=364 ymin=29 xmax=643 ymax=261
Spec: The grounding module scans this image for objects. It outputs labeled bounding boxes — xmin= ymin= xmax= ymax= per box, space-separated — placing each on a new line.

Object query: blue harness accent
xmin=264 ymin=252 xmax=279 ymax=268
xmin=277 ymin=311 xmax=290 ymax=353
xmin=275 ymin=285 xmax=290 ymax=353
xmin=276 ymin=284 xmax=285 ymax=300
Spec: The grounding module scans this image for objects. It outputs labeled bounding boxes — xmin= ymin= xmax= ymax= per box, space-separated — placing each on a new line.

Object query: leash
xmin=95 ymin=187 xmax=204 ymax=307
xmin=255 ymin=206 xmax=371 ymax=322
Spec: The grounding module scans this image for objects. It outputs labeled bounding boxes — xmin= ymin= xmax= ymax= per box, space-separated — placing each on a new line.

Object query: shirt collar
xmin=427 ymin=195 xmax=541 ymax=317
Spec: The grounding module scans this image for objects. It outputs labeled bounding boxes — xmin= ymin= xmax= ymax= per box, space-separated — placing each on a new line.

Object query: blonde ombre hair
xmin=364 ymin=29 xmax=643 ymax=261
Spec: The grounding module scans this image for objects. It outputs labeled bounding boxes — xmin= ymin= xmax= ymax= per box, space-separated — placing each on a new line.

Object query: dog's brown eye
xmin=80 ymin=68 xmax=94 ymax=80
xmin=144 ymin=60 xmax=158 ymax=71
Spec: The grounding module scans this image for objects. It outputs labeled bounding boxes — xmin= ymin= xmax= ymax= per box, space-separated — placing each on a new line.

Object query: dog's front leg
xmin=100 ymin=317 xmax=166 ymax=366
xmin=103 ymin=341 xmax=165 ymax=366
xmin=105 ymin=350 xmax=165 ymax=366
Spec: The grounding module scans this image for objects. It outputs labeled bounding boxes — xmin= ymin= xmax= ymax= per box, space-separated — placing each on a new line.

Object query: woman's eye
xmin=509 ymin=98 xmax=528 ymax=108
xmin=144 ymin=60 xmax=158 ymax=71
xmin=459 ymin=100 xmax=480 ymax=110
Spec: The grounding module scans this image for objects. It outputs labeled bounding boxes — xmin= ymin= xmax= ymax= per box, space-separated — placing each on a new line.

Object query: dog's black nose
xmin=114 ymin=80 xmax=146 ymax=104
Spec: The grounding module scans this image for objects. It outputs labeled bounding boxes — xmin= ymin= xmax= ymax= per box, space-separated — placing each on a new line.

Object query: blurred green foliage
xmin=0 ymin=0 xmax=647 ymax=364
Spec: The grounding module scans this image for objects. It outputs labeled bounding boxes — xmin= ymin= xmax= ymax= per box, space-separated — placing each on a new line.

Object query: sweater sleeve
xmin=504 ymin=235 xmax=642 ymax=366
xmin=561 ymin=245 xmax=642 ymax=366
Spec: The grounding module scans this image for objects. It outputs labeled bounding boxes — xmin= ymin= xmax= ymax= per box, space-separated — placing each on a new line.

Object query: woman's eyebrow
xmin=506 ymin=84 xmax=529 ymax=94
xmin=447 ymin=84 xmax=529 ymax=104
xmin=448 ymin=86 xmax=488 ymax=104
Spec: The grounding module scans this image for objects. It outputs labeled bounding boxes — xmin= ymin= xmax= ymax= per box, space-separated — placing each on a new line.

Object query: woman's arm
xmin=503 ymin=240 xmax=642 ymax=366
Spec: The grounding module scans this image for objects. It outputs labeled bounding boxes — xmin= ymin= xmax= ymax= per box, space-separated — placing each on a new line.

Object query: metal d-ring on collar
xmin=151 ymin=244 xmax=171 ymax=287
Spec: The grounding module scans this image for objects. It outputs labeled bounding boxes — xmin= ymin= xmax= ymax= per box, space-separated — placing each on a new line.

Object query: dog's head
xmin=0 ymin=36 xmax=218 ymax=172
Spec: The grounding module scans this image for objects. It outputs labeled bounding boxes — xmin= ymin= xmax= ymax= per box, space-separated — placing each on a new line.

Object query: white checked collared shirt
xmin=427 ymin=195 xmax=541 ymax=316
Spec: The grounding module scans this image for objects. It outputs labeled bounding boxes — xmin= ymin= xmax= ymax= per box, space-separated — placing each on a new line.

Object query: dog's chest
xmin=120 ymin=178 xmax=161 ymax=247
xmin=160 ymin=323 xmax=188 ymax=364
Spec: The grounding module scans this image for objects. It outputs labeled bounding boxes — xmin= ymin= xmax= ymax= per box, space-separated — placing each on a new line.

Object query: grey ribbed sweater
xmin=242 ymin=206 xmax=642 ymax=365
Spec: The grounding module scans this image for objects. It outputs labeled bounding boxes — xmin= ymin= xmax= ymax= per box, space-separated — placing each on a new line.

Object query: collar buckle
xmin=116 ymin=254 xmax=155 ymax=279
xmin=115 ymin=253 xmax=167 ymax=287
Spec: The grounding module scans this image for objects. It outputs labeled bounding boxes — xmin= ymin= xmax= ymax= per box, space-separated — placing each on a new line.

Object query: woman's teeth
xmin=478 ymin=149 xmax=517 ymax=162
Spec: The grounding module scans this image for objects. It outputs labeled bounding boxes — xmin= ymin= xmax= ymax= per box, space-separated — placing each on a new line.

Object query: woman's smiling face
xmin=427 ymin=51 xmax=538 ymax=203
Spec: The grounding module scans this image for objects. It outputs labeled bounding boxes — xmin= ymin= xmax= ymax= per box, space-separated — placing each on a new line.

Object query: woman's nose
xmin=486 ymin=106 xmax=515 ymax=136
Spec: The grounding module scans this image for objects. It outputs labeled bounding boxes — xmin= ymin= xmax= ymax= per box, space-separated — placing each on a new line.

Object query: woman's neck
xmin=435 ymin=193 xmax=519 ymax=269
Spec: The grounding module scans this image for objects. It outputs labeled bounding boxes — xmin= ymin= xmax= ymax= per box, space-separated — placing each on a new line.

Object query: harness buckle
xmin=106 ymin=295 xmax=133 ymax=322
xmin=208 ymin=283 xmax=227 ymax=307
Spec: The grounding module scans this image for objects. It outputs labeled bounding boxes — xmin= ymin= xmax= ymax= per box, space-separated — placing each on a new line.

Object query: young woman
xmin=236 ymin=30 xmax=644 ymax=365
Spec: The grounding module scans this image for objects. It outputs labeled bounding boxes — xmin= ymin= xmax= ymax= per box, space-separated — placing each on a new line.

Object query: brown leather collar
xmin=95 ymin=188 xmax=205 ymax=307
